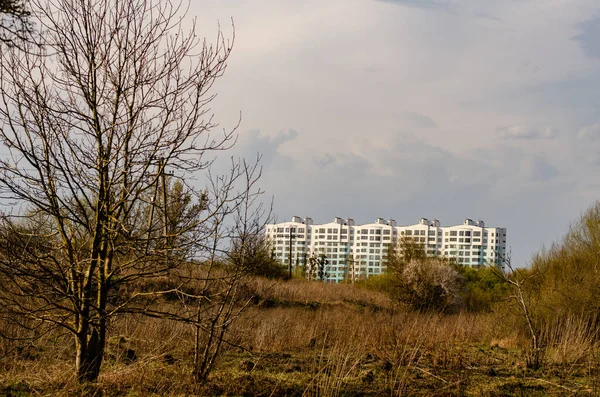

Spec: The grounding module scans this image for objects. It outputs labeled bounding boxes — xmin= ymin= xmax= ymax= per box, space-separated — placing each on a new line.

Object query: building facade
xmin=265 ymin=216 xmax=507 ymax=283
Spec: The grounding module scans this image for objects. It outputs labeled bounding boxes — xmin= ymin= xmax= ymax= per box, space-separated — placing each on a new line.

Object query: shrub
xmin=394 ymin=258 xmax=463 ymax=312
xmin=454 ymin=265 xmax=509 ymax=312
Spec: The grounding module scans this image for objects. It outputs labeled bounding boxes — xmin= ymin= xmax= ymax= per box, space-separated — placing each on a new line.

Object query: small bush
xmin=394 ymin=258 xmax=463 ymax=312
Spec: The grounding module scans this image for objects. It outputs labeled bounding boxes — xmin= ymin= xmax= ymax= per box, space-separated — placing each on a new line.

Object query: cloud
xmin=377 ymin=0 xmax=456 ymax=11
xmin=577 ymin=123 xmax=600 ymax=141
xmin=189 ymin=0 xmax=600 ymax=268
xmin=497 ymin=124 xmax=558 ymax=140
xmin=231 ymin=129 xmax=298 ymax=171
xmin=573 ymin=16 xmax=600 ymax=59
xmin=398 ymin=112 xmax=438 ymax=128
xmin=576 ymin=123 xmax=600 ymax=165
xmin=520 ymin=154 xmax=559 ymax=182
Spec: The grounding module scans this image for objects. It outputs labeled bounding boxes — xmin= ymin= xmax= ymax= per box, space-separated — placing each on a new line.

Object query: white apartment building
xmin=265 ymin=216 xmax=507 ymax=283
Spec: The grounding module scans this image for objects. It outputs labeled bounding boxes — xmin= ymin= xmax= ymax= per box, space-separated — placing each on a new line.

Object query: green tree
xmin=454 ymin=265 xmax=508 ymax=312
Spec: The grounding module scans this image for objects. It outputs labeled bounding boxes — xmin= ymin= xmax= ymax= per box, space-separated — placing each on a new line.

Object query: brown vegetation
xmin=3 ymin=269 xmax=600 ymax=396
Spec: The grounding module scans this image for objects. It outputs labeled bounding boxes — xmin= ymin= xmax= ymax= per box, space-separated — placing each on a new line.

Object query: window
xmin=465 ymin=231 xmax=471 ymax=237
xmin=450 ymin=231 xmax=457 ymax=236
xmin=473 ymin=231 xmax=481 ymax=237
xmin=429 ymin=230 xmax=436 ymax=236
xmin=405 ymin=230 xmax=412 ymax=236
xmin=383 ymin=230 xmax=390 ymax=235
xmin=420 ymin=230 xmax=426 ymax=236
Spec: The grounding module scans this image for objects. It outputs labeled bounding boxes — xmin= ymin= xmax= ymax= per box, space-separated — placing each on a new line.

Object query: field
xmin=2 ymin=276 xmax=600 ymax=396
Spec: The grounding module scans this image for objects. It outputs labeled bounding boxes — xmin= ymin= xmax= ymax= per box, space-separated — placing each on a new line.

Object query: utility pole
xmin=145 ymin=160 xmax=161 ymax=255
xmin=160 ymin=157 xmax=169 ymax=246
xmin=288 ymin=227 xmax=295 ymax=279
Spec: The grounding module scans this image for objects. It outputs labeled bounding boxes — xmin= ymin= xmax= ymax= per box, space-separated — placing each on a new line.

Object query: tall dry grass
xmin=3 ymin=274 xmax=600 ymax=395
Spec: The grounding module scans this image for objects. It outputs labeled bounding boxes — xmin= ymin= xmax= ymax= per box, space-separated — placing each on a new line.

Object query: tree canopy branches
xmin=0 ymin=0 xmax=254 ymax=383
xmin=0 ymin=0 xmax=33 ymax=46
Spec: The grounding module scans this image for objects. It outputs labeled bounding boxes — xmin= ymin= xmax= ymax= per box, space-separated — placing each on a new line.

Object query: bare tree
xmin=0 ymin=0 xmax=33 ymax=47
xmin=0 ymin=0 xmax=237 ymax=382
xmin=189 ymin=158 xmax=270 ymax=383
xmin=492 ymin=253 xmax=544 ymax=369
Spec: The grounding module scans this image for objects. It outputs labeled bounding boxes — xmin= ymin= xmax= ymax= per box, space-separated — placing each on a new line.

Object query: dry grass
xmin=244 ymin=276 xmax=395 ymax=311
xmin=2 ymin=276 xmax=600 ymax=396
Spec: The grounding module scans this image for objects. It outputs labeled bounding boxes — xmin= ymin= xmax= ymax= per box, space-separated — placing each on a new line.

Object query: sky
xmin=191 ymin=0 xmax=600 ymax=266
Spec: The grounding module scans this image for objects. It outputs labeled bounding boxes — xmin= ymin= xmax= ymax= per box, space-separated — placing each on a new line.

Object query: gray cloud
xmin=573 ymin=16 xmax=600 ymax=59
xmin=316 ymin=153 xmax=337 ymax=168
xmin=577 ymin=123 xmax=600 ymax=141
xmin=398 ymin=112 xmax=438 ymax=128
xmin=377 ymin=0 xmax=456 ymax=11
xmin=190 ymin=0 xmax=600 ymax=268
xmin=497 ymin=124 xmax=558 ymax=140
xmin=520 ymin=154 xmax=559 ymax=182
xmin=576 ymin=123 xmax=600 ymax=165
xmin=473 ymin=12 xmax=503 ymax=23
xmin=225 ymin=129 xmax=299 ymax=174
xmin=257 ymin=133 xmax=569 ymax=266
